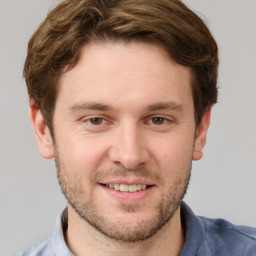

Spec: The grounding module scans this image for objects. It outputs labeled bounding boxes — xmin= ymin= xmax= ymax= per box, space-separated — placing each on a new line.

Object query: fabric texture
xmin=13 ymin=202 xmax=256 ymax=256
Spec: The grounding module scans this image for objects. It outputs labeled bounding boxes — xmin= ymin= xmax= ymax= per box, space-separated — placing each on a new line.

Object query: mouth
xmin=100 ymin=183 xmax=153 ymax=193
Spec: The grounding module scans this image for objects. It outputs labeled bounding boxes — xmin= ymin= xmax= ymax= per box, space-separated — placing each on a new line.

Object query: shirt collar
xmin=51 ymin=202 xmax=206 ymax=255
xmin=52 ymin=208 xmax=74 ymax=256
xmin=180 ymin=202 xmax=207 ymax=255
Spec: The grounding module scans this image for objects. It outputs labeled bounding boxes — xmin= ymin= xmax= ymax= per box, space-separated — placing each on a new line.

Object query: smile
xmin=103 ymin=184 xmax=151 ymax=192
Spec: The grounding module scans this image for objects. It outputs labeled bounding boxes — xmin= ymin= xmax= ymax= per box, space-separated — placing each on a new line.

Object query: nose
xmin=108 ymin=123 xmax=150 ymax=170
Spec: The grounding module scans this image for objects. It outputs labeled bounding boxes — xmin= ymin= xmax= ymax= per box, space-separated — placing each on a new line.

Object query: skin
xmin=30 ymin=41 xmax=211 ymax=256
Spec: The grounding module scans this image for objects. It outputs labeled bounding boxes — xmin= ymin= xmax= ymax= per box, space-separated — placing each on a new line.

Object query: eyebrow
xmin=69 ymin=101 xmax=184 ymax=113
xmin=69 ymin=102 xmax=113 ymax=112
xmin=146 ymin=102 xmax=184 ymax=112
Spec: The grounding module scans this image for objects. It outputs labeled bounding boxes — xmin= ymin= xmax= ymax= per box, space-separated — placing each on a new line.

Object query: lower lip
xmin=100 ymin=185 xmax=155 ymax=204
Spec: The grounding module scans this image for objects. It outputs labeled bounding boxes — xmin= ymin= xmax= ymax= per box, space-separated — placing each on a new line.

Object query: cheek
xmin=58 ymin=135 xmax=109 ymax=173
xmin=151 ymin=133 xmax=194 ymax=173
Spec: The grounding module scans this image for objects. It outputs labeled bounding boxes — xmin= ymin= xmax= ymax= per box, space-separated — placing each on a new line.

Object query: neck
xmin=65 ymin=205 xmax=185 ymax=256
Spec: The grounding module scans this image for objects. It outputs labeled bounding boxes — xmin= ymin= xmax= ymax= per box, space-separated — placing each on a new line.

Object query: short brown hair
xmin=24 ymin=0 xmax=218 ymax=132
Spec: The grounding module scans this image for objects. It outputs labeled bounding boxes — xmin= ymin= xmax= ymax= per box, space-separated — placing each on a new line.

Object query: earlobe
xmin=29 ymin=102 xmax=55 ymax=159
xmin=192 ymin=109 xmax=211 ymax=161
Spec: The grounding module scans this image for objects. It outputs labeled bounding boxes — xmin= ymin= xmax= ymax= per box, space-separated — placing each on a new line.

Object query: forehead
xmin=57 ymin=41 xmax=193 ymax=111
xmin=67 ymin=40 xmax=190 ymax=80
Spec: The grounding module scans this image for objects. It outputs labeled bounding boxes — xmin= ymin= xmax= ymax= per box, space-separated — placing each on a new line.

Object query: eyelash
xmin=80 ymin=116 xmax=109 ymax=127
xmin=147 ymin=116 xmax=171 ymax=126
xmin=88 ymin=117 xmax=106 ymax=126
xmin=82 ymin=115 xmax=173 ymax=127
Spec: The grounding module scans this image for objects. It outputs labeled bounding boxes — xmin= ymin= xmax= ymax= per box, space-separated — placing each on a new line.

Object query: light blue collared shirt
xmin=13 ymin=202 xmax=256 ymax=256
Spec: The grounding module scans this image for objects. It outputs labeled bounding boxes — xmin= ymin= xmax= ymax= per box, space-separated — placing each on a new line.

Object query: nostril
xmin=108 ymin=138 xmax=150 ymax=170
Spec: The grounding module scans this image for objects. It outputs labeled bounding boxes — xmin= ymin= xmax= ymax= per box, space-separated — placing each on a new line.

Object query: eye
xmin=89 ymin=118 xmax=104 ymax=125
xmin=150 ymin=117 xmax=168 ymax=125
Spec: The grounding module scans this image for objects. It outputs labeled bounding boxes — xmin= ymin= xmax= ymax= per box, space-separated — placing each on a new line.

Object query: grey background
xmin=0 ymin=0 xmax=255 ymax=255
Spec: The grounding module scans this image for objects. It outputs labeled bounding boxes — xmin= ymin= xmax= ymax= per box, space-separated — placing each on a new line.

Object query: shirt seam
xmin=205 ymin=225 xmax=256 ymax=241
xmin=246 ymin=247 xmax=256 ymax=256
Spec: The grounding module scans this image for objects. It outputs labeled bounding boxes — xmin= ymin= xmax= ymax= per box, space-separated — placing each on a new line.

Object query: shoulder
xmin=12 ymin=233 xmax=54 ymax=256
xmin=181 ymin=202 xmax=256 ymax=256
xmin=200 ymin=216 xmax=256 ymax=255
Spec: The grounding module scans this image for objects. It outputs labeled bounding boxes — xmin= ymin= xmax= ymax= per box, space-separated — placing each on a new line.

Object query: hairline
xmin=48 ymin=39 xmax=199 ymax=133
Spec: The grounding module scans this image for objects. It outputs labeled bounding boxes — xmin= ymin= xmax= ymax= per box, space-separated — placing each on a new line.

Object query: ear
xmin=29 ymin=102 xmax=55 ymax=159
xmin=192 ymin=109 xmax=211 ymax=161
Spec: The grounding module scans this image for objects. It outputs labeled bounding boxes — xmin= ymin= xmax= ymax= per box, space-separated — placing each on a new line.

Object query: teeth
xmin=136 ymin=184 xmax=142 ymax=191
xmin=129 ymin=184 xmax=137 ymax=192
xmin=120 ymin=184 xmax=128 ymax=192
xmin=114 ymin=184 xmax=120 ymax=190
xmin=105 ymin=184 xmax=149 ymax=192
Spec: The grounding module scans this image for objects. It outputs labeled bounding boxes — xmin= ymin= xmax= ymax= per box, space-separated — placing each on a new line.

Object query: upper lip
xmin=99 ymin=178 xmax=155 ymax=186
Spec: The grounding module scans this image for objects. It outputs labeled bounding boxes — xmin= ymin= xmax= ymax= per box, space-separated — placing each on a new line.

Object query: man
xmin=15 ymin=0 xmax=256 ymax=255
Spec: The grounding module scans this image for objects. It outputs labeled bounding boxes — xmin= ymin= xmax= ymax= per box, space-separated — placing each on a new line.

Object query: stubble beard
xmin=55 ymin=153 xmax=191 ymax=243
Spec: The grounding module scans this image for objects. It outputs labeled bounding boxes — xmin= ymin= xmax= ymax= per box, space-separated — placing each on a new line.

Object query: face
xmin=31 ymin=41 xmax=210 ymax=242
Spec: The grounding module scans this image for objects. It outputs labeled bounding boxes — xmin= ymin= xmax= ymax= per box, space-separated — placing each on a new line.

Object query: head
xmin=24 ymin=0 xmax=218 ymax=134
xmin=26 ymin=0 xmax=218 ymax=244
